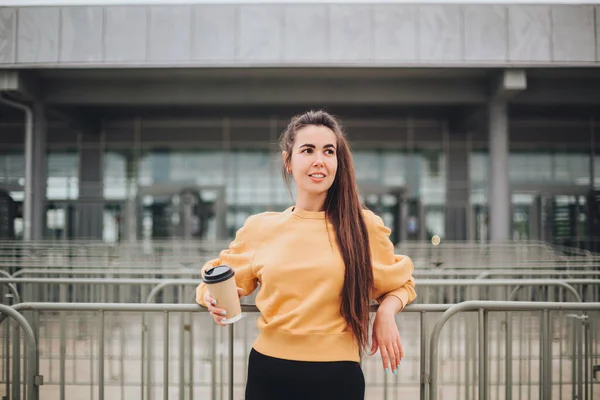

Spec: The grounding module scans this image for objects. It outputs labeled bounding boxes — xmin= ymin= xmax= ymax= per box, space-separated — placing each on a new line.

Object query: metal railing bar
xmin=428 ymin=301 xmax=600 ymax=400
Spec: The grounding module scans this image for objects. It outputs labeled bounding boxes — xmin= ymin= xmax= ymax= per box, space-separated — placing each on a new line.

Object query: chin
xmin=298 ymin=185 xmax=327 ymax=196
xmin=310 ymin=188 xmax=332 ymax=196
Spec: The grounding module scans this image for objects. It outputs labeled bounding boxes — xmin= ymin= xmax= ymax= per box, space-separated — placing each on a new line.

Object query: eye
xmin=325 ymin=149 xmax=335 ymax=155
xmin=301 ymin=148 xmax=313 ymax=154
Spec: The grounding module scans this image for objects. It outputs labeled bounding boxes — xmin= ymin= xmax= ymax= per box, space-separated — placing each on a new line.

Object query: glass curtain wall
xmin=3 ymin=116 xmax=447 ymax=242
xmin=470 ymin=150 xmax=596 ymax=245
xmin=98 ymin=117 xmax=448 ymax=242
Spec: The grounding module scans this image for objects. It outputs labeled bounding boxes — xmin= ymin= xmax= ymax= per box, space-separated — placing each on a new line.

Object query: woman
xmin=196 ymin=110 xmax=416 ymax=400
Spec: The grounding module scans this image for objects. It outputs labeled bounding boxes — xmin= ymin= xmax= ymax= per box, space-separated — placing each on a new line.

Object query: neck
xmin=295 ymin=192 xmax=327 ymax=212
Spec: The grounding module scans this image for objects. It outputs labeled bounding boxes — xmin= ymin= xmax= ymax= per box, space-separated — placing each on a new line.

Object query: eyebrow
xmin=298 ymin=143 xmax=337 ymax=149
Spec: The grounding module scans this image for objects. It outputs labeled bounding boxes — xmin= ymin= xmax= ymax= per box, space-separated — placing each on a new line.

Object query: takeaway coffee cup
xmin=202 ymin=265 xmax=243 ymax=324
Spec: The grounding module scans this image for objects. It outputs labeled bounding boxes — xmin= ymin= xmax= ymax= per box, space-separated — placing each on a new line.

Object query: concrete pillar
xmin=76 ymin=127 xmax=104 ymax=240
xmin=487 ymin=69 xmax=526 ymax=242
xmin=406 ymin=119 xmax=420 ymax=199
xmin=488 ymin=98 xmax=510 ymax=242
xmin=123 ymin=118 xmax=141 ymax=242
xmin=31 ymin=102 xmax=47 ymax=240
xmin=445 ymin=130 xmax=470 ymax=240
xmin=123 ymin=155 xmax=138 ymax=241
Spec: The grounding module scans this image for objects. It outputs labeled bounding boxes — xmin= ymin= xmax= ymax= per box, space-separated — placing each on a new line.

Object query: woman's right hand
xmin=204 ymin=287 xmax=244 ymax=327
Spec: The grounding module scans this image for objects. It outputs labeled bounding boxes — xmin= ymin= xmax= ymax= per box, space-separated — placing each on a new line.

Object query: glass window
xmin=381 ymin=151 xmax=407 ymax=187
xmin=424 ymin=207 xmax=444 ymax=238
xmin=138 ymin=150 xmax=227 ymax=186
xmin=234 ymin=150 xmax=274 ymax=207
xmin=47 ymin=152 xmax=78 ymax=200
xmin=470 ymin=152 xmax=489 ymax=206
xmin=509 ymin=153 xmax=552 ymax=183
xmin=474 ymin=151 xmax=591 ymax=187
xmin=469 ymin=152 xmax=488 ymax=189
xmin=0 ymin=152 xmax=25 ymax=185
xmin=104 ymin=151 xmax=128 ymax=200
xmin=175 ymin=151 xmax=226 ymax=186
xmin=595 ymin=155 xmax=600 ymax=188
xmin=354 ymin=151 xmax=382 ymax=183
xmin=552 ymin=153 xmax=589 ymax=185
xmin=419 ymin=151 xmax=445 ymax=205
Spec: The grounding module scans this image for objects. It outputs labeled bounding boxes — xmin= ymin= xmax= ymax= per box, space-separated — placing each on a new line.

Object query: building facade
xmin=0 ymin=1 xmax=599 ymax=249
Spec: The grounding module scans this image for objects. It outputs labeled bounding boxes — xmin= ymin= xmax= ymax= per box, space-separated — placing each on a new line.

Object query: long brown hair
xmin=279 ymin=110 xmax=373 ymax=356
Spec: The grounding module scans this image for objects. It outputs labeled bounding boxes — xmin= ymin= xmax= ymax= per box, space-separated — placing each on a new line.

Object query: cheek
xmin=290 ymin=158 xmax=308 ymax=178
xmin=328 ymin=159 xmax=338 ymax=177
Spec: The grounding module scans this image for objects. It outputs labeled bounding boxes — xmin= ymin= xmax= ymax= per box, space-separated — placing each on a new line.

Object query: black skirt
xmin=244 ymin=348 xmax=365 ymax=400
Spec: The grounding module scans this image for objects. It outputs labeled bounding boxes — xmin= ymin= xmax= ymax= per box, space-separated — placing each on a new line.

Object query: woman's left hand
xmin=370 ymin=308 xmax=403 ymax=375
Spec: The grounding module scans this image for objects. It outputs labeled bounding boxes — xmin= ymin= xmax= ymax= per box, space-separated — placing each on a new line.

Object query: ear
xmin=281 ymin=151 xmax=290 ymax=172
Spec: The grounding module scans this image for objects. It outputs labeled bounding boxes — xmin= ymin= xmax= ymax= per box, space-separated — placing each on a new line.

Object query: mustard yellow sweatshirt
xmin=195 ymin=206 xmax=416 ymax=362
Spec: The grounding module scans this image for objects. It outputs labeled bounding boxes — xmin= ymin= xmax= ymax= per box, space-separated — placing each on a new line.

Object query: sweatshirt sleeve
xmin=195 ymin=215 xmax=261 ymax=307
xmin=365 ymin=210 xmax=417 ymax=311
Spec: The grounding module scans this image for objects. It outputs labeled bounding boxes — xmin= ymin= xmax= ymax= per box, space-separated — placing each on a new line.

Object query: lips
xmin=308 ymin=173 xmax=326 ymax=183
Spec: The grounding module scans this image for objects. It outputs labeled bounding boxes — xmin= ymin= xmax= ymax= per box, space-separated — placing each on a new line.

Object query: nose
xmin=312 ymin=158 xmax=324 ymax=167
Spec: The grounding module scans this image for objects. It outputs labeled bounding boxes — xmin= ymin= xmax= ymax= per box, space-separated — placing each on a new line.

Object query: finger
xmin=397 ymin=336 xmax=404 ymax=361
xmin=398 ymin=338 xmax=404 ymax=366
xmin=211 ymin=313 xmax=227 ymax=327
xmin=237 ymin=287 xmax=244 ymax=298
xmin=383 ymin=343 xmax=394 ymax=375
xmin=370 ymin=336 xmax=379 ymax=356
xmin=391 ymin=341 xmax=400 ymax=374
xmin=204 ymin=294 xmax=216 ymax=306
xmin=209 ymin=306 xmax=228 ymax=318
xmin=380 ymin=346 xmax=390 ymax=371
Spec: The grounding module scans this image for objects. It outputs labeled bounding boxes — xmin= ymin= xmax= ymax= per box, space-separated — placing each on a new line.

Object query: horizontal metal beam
xmin=11 ymin=301 xmax=453 ymax=313
xmin=36 ymin=76 xmax=600 ymax=107
xmin=42 ymin=78 xmax=487 ymax=105
xmin=514 ymin=78 xmax=600 ymax=105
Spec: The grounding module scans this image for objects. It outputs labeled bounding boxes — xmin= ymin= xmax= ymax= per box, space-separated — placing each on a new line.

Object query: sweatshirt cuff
xmin=195 ymin=284 xmax=209 ymax=308
xmin=377 ymin=289 xmax=409 ymax=312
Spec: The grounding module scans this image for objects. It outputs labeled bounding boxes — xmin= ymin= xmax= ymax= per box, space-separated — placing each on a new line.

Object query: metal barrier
xmin=5 ymin=302 xmax=450 ymax=400
xmin=0 ymin=303 xmax=39 ymax=400
xmin=2 ymin=240 xmax=593 ymax=273
xmin=0 ymin=238 xmax=598 ymax=399
xmin=0 ymin=277 xmax=594 ymax=305
xmin=428 ymin=301 xmax=600 ymax=400
xmin=0 ymin=277 xmax=594 ymax=400
xmin=11 ymin=268 xmax=199 ymax=279
xmin=476 ymin=270 xmax=600 ymax=280
xmin=8 ymin=265 xmax=600 ymax=280
xmin=3 ymin=301 xmax=599 ymax=400
xmin=0 ymin=278 xmax=178 ymax=305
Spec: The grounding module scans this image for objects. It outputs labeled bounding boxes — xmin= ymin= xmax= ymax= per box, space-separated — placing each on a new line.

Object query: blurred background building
xmin=0 ymin=0 xmax=599 ymax=250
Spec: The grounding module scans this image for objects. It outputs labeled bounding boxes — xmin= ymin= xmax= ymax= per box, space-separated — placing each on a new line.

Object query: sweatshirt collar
xmin=287 ymin=206 xmax=326 ymax=220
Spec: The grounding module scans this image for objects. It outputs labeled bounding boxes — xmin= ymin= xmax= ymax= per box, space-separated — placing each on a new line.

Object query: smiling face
xmin=282 ymin=125 xmax=338 ymax=209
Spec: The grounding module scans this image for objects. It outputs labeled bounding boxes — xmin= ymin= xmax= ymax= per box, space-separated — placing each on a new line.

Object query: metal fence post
xmin=478 ymin=309 xmax=488 ymax=400
xmin=229 ymin=324 xmax=234 ymax=400
xmin=505 ymin=310 xmax=513 ymax=400
xmin=99 ymin=311 xmax=105 ymax=400
xmin=211 ymin=322 xmax=217 ymax=400
xmin=0 ymin=304 xmax=39 ymax=400
xmin=419 ymin=311 xmax=427 ymax=400
xmin=12 ymin=314 xmax=20 ymax=400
